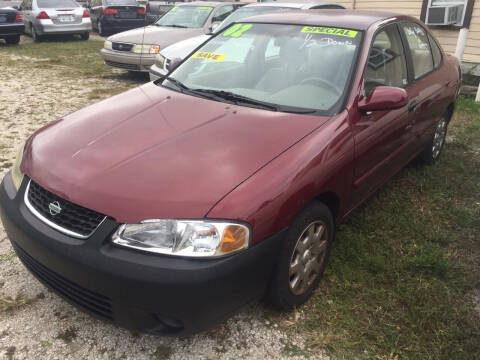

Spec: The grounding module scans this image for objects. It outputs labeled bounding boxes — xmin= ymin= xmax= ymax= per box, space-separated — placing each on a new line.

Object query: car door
xmin=398 ymin=22 xmax=447 ymax=150
xmin=351 ymin=23 xmax=413 ymax=207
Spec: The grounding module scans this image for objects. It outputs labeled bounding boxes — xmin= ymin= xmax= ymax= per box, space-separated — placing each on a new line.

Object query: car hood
xmin=22 ymin=83 xmax=330 ymax=223
xmin=108 ymin=25 xmax=205 ymax=47
xmin=161 ymin=34 xmax=210 ymax=60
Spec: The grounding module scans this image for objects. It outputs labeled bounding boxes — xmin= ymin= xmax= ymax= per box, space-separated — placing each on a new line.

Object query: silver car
xmin=149 ymin=2 xmax=345 ymax=81
xmin=19 ymin=0 xmax=92 ymax=41
xmin=101 ymin=1 xmax=243 ymax=72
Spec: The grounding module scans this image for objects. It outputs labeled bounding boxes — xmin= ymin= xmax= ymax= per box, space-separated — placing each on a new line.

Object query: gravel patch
xmin=0 ymin=61 xmax=327 ymax=359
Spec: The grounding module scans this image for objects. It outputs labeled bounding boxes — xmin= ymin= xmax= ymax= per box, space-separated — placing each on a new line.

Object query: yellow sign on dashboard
xmin=192 ymin=51 xmax=227 ymax=62
xmin=301 ymin=26 xmax=358 ymax=38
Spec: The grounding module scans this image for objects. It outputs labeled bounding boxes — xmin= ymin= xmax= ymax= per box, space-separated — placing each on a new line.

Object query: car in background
xmin=145 ymin=0 xmax=173 ymax=24
xmin=1 ymin=10 xmax=460 ymax=336
xmin=149 ymin=2 xmax=345 ymax=80
xmin=19 ymin=0 xmax=91 ymax=41
xmin=101 ymin=1 xmax=243 ymax=72
xmin=0 ymin=0 xmax=24 ymax=44
xmin=88 ymin=0 xmax=146 ymax=36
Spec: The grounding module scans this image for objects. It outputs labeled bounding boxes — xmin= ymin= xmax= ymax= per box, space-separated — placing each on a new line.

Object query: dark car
xmin=0 ymin=0 xmax=24 ymax=44
xmin=88 ymin=0 xmax=146 ymax=36
xmin=145 ymin=0 xmax=174 ymax=24
xmin=0 ymin=10 xmax=460 ymax=336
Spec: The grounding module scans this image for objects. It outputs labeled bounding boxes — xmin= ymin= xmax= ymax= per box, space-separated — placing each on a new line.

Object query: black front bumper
xmin=0 ymin=173 xmax=285 ymax=335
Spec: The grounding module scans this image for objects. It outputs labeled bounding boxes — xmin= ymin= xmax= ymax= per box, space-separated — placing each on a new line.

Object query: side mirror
xmin=358 ymin=86 xmax=408 ymax=112
xmin=210 ymin=21 xmax=221 ymax=33
xmin=168 ymin=57 xmax=182 ymax=72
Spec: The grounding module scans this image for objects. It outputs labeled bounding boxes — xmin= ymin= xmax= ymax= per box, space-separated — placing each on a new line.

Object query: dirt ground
xmin=0 ymin=62 xmax=324 ymax=360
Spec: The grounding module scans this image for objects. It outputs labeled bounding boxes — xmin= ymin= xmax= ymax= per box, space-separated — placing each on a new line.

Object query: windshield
xmin=215 ymin=6 xmax=292 ymax=33
xmin=164 ymin=23 xmax=361 ymax=114
xmin=155 ymin=5 xmax=213 ymax=28
xmin=37 ymin=0 xmax=78 ymax=7
xmin=105 ymin=0 xmax=137 ymax=5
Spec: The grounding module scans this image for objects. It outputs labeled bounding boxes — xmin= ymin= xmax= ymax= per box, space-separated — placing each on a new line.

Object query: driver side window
xmin=364 ymin=24 xmax=408 ymax=96
xmin=212 ymin=5 xmax=234 ymax=23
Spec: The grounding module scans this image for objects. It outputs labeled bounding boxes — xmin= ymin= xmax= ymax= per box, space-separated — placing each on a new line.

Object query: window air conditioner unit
xmin=426 ymin=4 xmax=463 ymax=26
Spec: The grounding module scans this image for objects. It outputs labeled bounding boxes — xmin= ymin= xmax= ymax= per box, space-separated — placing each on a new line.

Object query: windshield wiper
xmin=190 ymin=89 xmax=280 ymax=112
xmin=164 ymin=24 xmax=187 ymax=28
xmin=163 ymin=77 xmax=190 ymax=92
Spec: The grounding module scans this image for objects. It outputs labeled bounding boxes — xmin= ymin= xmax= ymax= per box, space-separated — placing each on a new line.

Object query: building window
xmin=421 ymin=0 xmax=475 ymax=28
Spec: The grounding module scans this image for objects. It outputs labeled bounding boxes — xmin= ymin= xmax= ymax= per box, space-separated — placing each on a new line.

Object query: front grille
xmin=112 ymin=42 xmax=134 ymax=52
xmin=12 ymin=241 xmax=114 ymax=320
xmin=105 ymin=60 xmax=140 ymax=71
xmin=26 ymin=180 xmax=106 ymax=238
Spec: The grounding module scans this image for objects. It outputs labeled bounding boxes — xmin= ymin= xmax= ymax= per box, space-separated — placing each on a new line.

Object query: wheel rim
xmin=432 ymin=117 xmax=447 ymax=160
xmin=289 ymin=221 xmax=328 ymax=295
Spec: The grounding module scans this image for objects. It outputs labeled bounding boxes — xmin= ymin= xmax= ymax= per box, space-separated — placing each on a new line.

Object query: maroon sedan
xmin=0 ymin=10 xmax=460 ymax=335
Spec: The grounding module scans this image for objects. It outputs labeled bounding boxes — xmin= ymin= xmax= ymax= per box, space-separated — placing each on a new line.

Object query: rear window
xmin=105 ymin=0 xmax=137 ymax=6
xmin=36 ymin=0 xmax=78 ymax=7
xmin=155 ymin=5 xmax=213 ymax=28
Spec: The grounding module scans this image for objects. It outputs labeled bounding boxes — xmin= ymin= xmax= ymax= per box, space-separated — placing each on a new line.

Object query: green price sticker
xmin=197 ymin=6 xmax=212 ymax=10
xmin=223 ymin=23 xmax=252 ymax=38
xmin=301 ymin=26 xmax=358 ymax=38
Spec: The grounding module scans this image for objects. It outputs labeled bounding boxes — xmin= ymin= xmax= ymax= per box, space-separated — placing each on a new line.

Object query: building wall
xmin=329 ymin=0 xmax=480 ymax=64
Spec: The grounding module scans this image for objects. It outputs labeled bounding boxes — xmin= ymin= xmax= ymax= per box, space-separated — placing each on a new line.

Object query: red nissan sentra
xmin=0 ymin=10 xmax=460 ymax=335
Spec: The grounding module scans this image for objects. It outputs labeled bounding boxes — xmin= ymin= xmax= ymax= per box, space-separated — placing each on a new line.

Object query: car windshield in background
xmin=165 ymin=23 xmax=361 ymax=114
xmin=215 ymin=7 xmax=292 ymax=33
xmin=37 ymin=0 xmax=78 ymax=7
xmin=155 ymin=5 xmax=213 ymax=28
xmin=105 ymin=0 xmax=137 ymax=6
xmin=0 ymin=0 xmax=20 ymax=7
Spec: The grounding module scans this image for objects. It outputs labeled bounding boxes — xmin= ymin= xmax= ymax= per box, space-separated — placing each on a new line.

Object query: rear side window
xmin=428 ymin=33 xmax=442 ymax=69
xmin=364 ymin=24 xmax=408 ymax=96
xmin=401 ymin=23 xmax=434 ymax=79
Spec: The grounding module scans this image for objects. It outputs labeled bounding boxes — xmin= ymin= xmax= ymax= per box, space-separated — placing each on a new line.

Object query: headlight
xmin=132 ymin=44 xmax=160 ymax=54
xmin=12 ymin=144 xmax=25 ymax=191
xmin=104 ymin=40 xmax=112 ymax=50
xmin=112 ymin=219 xmax=250 ymax=257
xmin=155 ymin=53 xmax=166 ymax=68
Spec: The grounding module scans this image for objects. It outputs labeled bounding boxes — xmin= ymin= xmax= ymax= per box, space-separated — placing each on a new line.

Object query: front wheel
xmin=266 ymin=201 xmax=334 ymax=309
xmin=31 ymin=26 xmax=42 ymax=42
xmin=420 ymin=115 xmax=449 ymax=164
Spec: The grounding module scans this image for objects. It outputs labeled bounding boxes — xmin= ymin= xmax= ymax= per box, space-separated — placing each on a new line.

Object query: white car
xmin=149 ymin=1 xmax=345 ymax=81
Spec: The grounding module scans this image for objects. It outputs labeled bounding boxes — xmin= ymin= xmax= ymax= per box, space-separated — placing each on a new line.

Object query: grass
xmin=0 ymin=35 xmax=148 ymax=85
xmin=271 ymin=97 xmax=480 ymax=359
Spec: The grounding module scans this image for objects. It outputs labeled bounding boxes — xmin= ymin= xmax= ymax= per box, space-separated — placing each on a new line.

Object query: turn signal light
xmin=82 ymin=9 xmax=90 ymax=17
xmin=14 ymin=12 xmax=22 ymax=22
xmin=36 ymin=11 xmax=50 ymax=19
xmin=219 ymin=225 xmax=248 ymax=255
xmin=103 ymin=8 xmax=118 ymax=14
xmin=137 ymin=8 xmax=146 ymax=14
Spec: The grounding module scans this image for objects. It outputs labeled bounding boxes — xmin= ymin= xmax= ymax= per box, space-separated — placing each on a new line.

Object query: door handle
xmin=405 ymin=124 xmax=413 ymax=131
xmin=408 ymin=101 xmax=418 ymax=113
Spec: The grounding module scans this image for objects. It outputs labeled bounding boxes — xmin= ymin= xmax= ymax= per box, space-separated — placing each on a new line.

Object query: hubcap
xmin=289 ymin=221 xmax=328 ymax=295
xmin=432 ymin=118 xmax=447 ymax=159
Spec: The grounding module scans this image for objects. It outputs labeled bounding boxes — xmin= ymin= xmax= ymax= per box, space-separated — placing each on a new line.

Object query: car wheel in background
xmin=266 ymin=201 xmax=334 ymax=310
xmin=5 ymin=35 xmax=20 ymax=45
xmin=420 ymin=114 xmax=449 ymax=164
xmin=98 ymin=21 xmax=105 ymax=37
xmin=31 ymin=26 xmax=42 ymax=42
xmin=80 ymin=32 xmax=89 ymax=40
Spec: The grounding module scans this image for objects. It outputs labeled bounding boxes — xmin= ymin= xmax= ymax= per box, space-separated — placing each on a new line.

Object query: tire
xmin=420 ymin=114 xmax=449 ymax=164
xmin=266 ymin=201 xmax=335 ymax=310
xmin=5 ymin=35 xmax=20 ymax=45
xmin=98 ymin=21 xmax=105 ymax=37
xmin=31 ymin=26 xmax=42 ymax=42
xmin=80 ymin=32 xmax=89 ymax=40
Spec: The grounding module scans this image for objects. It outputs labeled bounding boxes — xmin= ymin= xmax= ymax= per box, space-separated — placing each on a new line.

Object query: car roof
xmin=243 ymin=2 xmax=345 ymax=9
xmin=242 ymin=9 xmax=411 ymax=30
xmin=178 ymin=1 xmax=240 ymax=7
